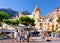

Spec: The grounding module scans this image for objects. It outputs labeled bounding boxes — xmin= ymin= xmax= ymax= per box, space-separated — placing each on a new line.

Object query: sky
xmin=0 ymin=0 xmax=60 ymax=16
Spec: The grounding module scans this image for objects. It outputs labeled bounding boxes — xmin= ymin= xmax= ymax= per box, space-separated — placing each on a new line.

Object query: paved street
xmin=0 ymin=39 xmax=60 ymax=43
xmin=0 ymin=37 xmax=60 ymax=43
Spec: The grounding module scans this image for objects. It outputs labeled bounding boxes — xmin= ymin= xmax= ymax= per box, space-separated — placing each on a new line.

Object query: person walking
xmin=27 ymin=31 xmax=32 ymax=42
xmin=17 ymin=30 xmax=21 ymax=42
xmin=23 ymin=31 xmax=27 ymax=41
xmin=20 ymin=30 xmax=25 ymax=42
xmin=13 ymin=29 xmax=19 ymax=42
xmin=40 ymin=31 xmax=45 ymax=41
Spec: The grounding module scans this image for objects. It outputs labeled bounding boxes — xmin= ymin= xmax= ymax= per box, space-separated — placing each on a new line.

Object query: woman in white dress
xmin=14 ymin=29 xmax=19 ymax=42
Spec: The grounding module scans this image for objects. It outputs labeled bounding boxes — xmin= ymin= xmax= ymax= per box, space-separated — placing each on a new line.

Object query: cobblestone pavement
xmin=0 ymin=39 xmax=60 ymax=43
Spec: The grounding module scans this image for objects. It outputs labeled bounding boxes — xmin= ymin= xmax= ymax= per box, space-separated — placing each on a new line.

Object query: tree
xmin=30 ymin=18 xmax=35 ymax=26
xmin=3 ymin=19 xmax=19 ymax=26
xmin=19 ymin=16 xmax=35 ymax=26
xmin=3 ymin=19 xmax=11 ymax=25
xmin=0 ymin=11 xmax=9 ymax=22
xmin=10 ymin=20 xmax=19 ymax=26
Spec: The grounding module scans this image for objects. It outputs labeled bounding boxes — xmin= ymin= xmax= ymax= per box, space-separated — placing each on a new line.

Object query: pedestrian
xmin=23 ymin=31 xmax=27 ymax=41
xmin=40 ymin=31 xmax=45 ymax=41
xmin=27 ymin=31 xmax=32 ymax=42
xmin=17 ymin=29 xmax=20 ymax=42
xmin=46 ymin=32 xmax=48 ymax=38
xmin=13 ymin=29 xmax=19 ymax=42
xmin=20 ymin=30 xmax=25 ymax=42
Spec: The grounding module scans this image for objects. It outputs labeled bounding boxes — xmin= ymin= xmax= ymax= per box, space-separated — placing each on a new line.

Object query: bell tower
xmin=32 ymin=6 xmax=41 ymax=29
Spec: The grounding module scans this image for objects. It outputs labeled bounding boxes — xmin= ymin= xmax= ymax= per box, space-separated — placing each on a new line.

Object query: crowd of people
xmin=12 ymin=28 xmax=32 ymax=42
xmin=11 ymin=28 xmax=50 ymax=42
